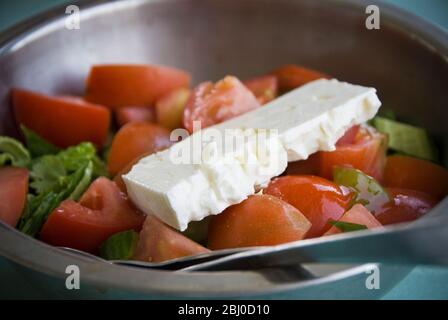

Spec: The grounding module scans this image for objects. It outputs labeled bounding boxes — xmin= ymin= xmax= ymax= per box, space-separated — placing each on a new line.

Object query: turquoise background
xmin=0 ymin=0 xmax=447 ymax=299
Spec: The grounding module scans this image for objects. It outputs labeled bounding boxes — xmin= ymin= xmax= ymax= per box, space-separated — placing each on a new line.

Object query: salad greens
xmin=329 ymin=220 xmax=368 ymax=233
xmin=372 ymin=116 xmax=438 ymax=162
xmin=21 ymin=126 xmax=60 ymax=158
xmin=333 ymin=167 xmax=390 ymax=214
xmin=100 ymin=230 xmax=139 ymax=260
xmin=0 ymin=136 xmax=31 ymax=167
xmin=0 ymin=129 xmax=111 ymax=237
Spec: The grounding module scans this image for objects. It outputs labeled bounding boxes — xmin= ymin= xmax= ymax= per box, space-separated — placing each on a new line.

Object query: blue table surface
xmin=0 ymin=0 xmax=447 ymax=299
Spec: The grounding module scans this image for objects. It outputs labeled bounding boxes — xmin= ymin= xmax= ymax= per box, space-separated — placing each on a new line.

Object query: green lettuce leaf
xmin=329 ymin=220 xmax=368 ymax=233
xmin=19 ymin=141 xmax=108 ymax=236
xmin=21 ymin=126 xmax=60 ymax=158
xmin=19 ymin=161 xmax=93 ymax=236
xmin=99 ymin=230 xmax=139 ymax=260
xmin=0 ymin=136 xmax=31 ymax=167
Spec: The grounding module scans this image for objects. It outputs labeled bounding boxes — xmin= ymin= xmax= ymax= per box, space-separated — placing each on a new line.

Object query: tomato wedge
xmin=264 ymin=175 xmax=354 ymax=238
xmin=208 ymin=195 xmax=311 ymax=250
xmin=243 ymin=75 xmax=278 ymax=105
xmin=115 ymin=106 xmax=155 ymax=127
xmin=375 ymin=188 xmax=437 ymax=225
xmin=12 ymin=89 xmax=110 ymax=148
xmin=85 ymin=64 xmax=191 ymax=109
xmin=183 ymin=76 xmax=260 ymax=133
xmin=107 ymin=122 xmax=173 ymax=176
xmin=383 ymin=155 xmax=448 ymax=200
xmin=320 ymin=126 xmax=387 ymax=181
xmin=324 ymin=204 xmax=382 ymax=236
xmin=113 ymin=151 xmax=154 ymax=193
xmin=156 ymin=88 xmax=191 ymax=130
xmin=336 ymin=125 xmax=360 ymax=146
xmin=0 ymin=167 xmax=28 ymax=227
xmin=40 ymin=177 xmax=145 ymax=253
xmin=270 ymin=64 xmax=330 ymax=92
xmin=133 ymin=215 xmax=209 ymax=262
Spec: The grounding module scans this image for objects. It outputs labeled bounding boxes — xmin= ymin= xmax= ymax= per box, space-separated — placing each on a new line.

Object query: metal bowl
xmin=0 ymin=0 xmax=446 ymax=299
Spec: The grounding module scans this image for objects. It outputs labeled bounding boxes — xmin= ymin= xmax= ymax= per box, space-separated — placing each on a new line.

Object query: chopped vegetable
xmin=264 ymin=176 xmax=354 ymax=238
xmin=208 ymin=195 xmax=311 ymax=250
xmin=375 ymin=188 xmax=436 ymax=225
xmin=383 ymin=155 xmax=448 ymax=200
xmin=156 ymin=88 xmax=191 ymax=130
xmin=21 ymin=125 xmax=59 ymax=158
xmin=325 ymin=204 xmax=382 ymax=235
xmin=329 ymin=220 xmax=367 ymax=232
xmin=107 ymin=122 xmax=173 ymax=176
xmin=373 ymin=116 xmax=437 ymax=161
xmin=243 ymin=75 xmax=278 ymax=104
xmin=18 ymin=142 xmax=108 ymax=236
xmin=40 ymin=177 xmax=145 ymax=253
xmin=19 ymin=161 xmax=93 ymax=236
xmin=85 ymin=64 xmax=191 ymax=108
xmin=115 ymin=106 xmax=155 ymax=127
xmin=134 ymin=215 xmax=209 ymax=263
xmin=183 ymin=76 xmax=261 ymax=133
xmin=320 ymin=126 xmax=387 ymax=181
xmin=0 ymin=136 xmax=30 ymax=167
xmin=0 ymin=167 xmax=29 ymax=227
xmin=333 ymin=167 xmax=390 ymax=214
xmin=12 ymin=89 xmax=111 ymax=148
xmin=270 ymin=64 xmax=330 ymax=92
xmin=100 ymin=230 xmax=139 ymax=260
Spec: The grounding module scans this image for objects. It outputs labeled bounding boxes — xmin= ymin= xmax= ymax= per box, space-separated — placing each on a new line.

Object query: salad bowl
xmin=0 ymin=0 xmax=447 ymax=299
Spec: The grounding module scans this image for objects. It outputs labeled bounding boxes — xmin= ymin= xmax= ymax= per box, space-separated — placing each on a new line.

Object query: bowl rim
xmin=0 ymin=0 xmax=446 ymax=297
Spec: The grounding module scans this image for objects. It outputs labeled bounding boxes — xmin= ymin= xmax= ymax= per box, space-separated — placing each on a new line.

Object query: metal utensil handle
xmin=182 ymin=214 xmax=448 ymax=272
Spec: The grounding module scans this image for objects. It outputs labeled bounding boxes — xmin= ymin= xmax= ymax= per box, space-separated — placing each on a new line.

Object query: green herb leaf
xmin=19 ymin=161 xmax=93 ymax=236
xmin=21 ymin=125 xmax=60 ymax=158
xmin=58 ymin=142 xmax=109 ymax=178
xmin=329 ymin=220 xmax=367 ymax=232
xmin=99 ymin=230 xmax=139 ymax=260
xmin=373 ymin=116 xmax=438 ymax=162
xmin=29 ymin=156 xmax=67 ymax=194
xmin=0 ymin=136 xmax=31 ymax=167
xmin=334 ymin=167 xmax=390 ymax=214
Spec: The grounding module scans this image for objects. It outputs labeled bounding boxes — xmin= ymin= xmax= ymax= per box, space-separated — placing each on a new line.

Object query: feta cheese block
xmin=124 ymin=79 xmax=381 ymax=230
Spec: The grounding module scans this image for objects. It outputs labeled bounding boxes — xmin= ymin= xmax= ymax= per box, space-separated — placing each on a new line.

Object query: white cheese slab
xmin=124 ymin=79 xmax=381 ymax=230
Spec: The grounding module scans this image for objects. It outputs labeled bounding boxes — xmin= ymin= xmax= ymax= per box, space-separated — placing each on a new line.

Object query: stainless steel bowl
xmin=0 ymin=0 xmax=447 ymax=299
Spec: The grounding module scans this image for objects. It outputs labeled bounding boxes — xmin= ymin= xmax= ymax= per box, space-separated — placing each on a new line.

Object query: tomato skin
xmin=324 ymin=204 xmax=382 ymax=236
xmin=134 ymin=215 xmax=209 ymax=262
xmin=12 ymin=89 xmax=111 ymax=149
xmin=40 ymin=177 xmax=145 ymax=253
xmin=85 ymin=64 xmax=191 ymax=109
xmin=155 ymin=88 xmax=191 ymax=130
xmin=375 ymin=188 xmax=437 ymax=225
xmin=320 ymin=127 xmax=387 ymax=181
xmin=0 ymin=167 xmax=28 ymax=227
xmin=336 ymin=125 xmax=360 ymax=146
xmin=113 ymin=151 xmax=154 ymax=193
xmin=115 ymin=106 xmax=155 ymax=127
xmin=243 ymin=75 xmax=278 ymax=105
xmin=183 ymin=76 xmax=261 ymax=133
xmin=107 ymin=122 xmax=173 ymax=176
xmin=271 ymin=64 xmax=330 ymax=92
xmin=264 ymin=175 xmax=354 ymax=238
xmin=383 ymin=155 xmax=448 ymax=200
xmin=208 ymin=195 xmax=311 ymax=250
